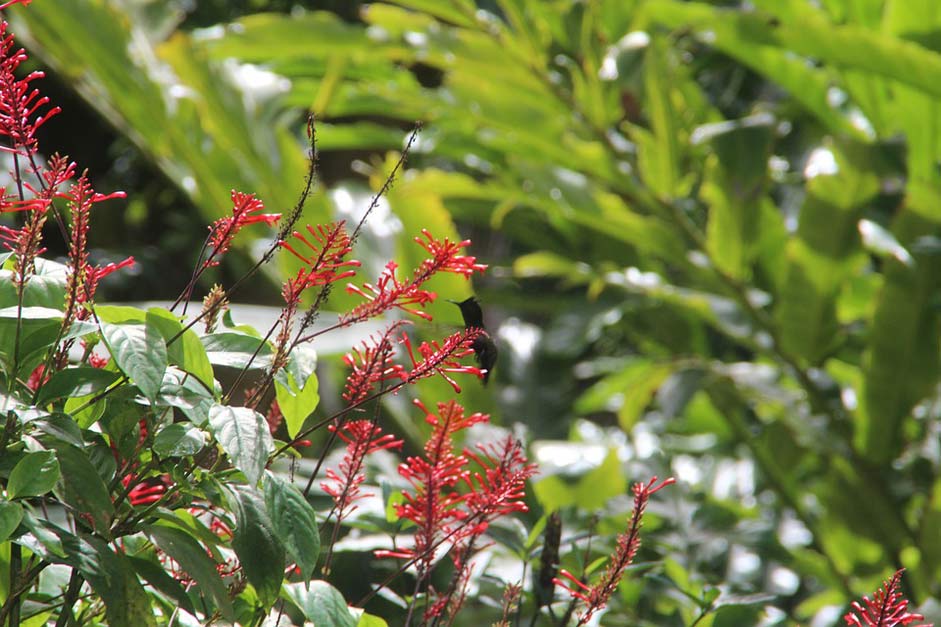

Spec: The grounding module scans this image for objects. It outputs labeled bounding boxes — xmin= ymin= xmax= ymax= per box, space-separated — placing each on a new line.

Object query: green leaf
xmin=283 ymin=580 xmax=357 ymax=627
xmin=231 ymin=485 xmax=285 ymax=608
xmin=0 ymin=258 xmax=68 ymax=309
xmin=699 ymin=116 xmax=775 ymax=279
xmin=532 ymin=447 xmax=626 ymax=511
xmin=43 ymin=441 xmax=114 ymax=535
xmin=145 ymin=307 xmax=215 ymax=391
xmin=355 ymin=612 xmax=389 ymax=627
xmin=202 ymin=332 xmax=273 ymax=370
xmin=152 ymin=423 xmax=206 ymax=457
xmin=7 ymin=450 xmax=60 ymax=499
xmin=35 ymin=367 xmax=122 ymax=405
xmin=127 ymin=554 xmax=197 ymax=617
xmin=263 ymin=471 xmax=320 ymax=580
xmin=99 ymin=318 xmax=168 ymax=402
xmin=273 ymin=369 xmax=319 ymax=439
xmin=146 ymin=524 xmax=234 ymax=620
xmin=574 ymin=360 xmax=674 ymax=429
xmin=59 ymin=532 xmax=157 ymax=627
xmin=0 ymin=500 xmax=23 ymax=543
xmin=94 ymin=305 xmax=146 ymax=324
xmin=208 ymin=404 xmax=273 ymax=486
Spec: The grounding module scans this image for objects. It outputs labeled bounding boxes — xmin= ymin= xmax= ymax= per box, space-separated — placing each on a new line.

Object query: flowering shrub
xmin=0 ymin=6 xmax=681 ymax=626
xmin=5 ymin=4 xmax=923 ymax=626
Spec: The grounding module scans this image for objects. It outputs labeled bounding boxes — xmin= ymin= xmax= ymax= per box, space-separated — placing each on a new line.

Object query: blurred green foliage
xmin=10 ymin=0 xmax=941 ymax=624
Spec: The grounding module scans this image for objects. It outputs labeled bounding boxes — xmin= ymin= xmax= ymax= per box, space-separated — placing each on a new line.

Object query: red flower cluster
xmin=203 ymin=190 xmax=281 ymax=270
xmin=321 ymin=420 xmax=403 ymax=524
xmin=0 ymin=17 xmax=59 ymax=157
xmin=400 ymin=328 xmax=485 ymax=392
xmin=556 ymin=476 xmax=675 ymax=625
xmin=844 ymin=569 xmax=931 ymax=627
xmin=375 ymin=400 xmax=536 ymax=622
xmin=341 ymin=231 xmax=487 ymax=326
xmin=280 ymin=221 xmax=360 ymax=305
xmin=341 ymin=322 xmax=408 ymax=404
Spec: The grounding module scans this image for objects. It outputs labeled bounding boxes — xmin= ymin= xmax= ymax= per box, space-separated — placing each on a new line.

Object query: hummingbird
xmin=448 ymin=296 xmax=497 ymax=385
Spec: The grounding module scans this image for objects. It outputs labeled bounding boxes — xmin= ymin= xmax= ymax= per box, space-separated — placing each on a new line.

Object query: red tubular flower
xmin=0 ymin=1 xmax=33 ymax=10
xmin=413 ymin=229 xmax=488 ymax=278
xmin=844 ymin=570 xmax=931 ymax=627
xmin=462 ymin=436 xmax=538 ymax=525
xmin=0 ymin=19 xmax=59 ymax=156
xmin=400 ymin=328 xmax=485 ymax=392
xmin=122 ymin=474 xmax=172 ymax=507
xmin=279 ymin=221 xmax=360 ymax=305
xmin=555 ymin=476 xmax=675 ymax=625
xmin=203 ymin=190 xmax=281 ymax=270
xmin=321 ymin=420 xmax=403 ymax=524
xmin=342 ymin=321 xmax=408 ymax=405
xmin=340 ymin=230 xmax=487 ymax=326
xmin=342 ymin=260 xmax=437 ymax=323
xmin=380 ymin=400 xmax=489 ymax=570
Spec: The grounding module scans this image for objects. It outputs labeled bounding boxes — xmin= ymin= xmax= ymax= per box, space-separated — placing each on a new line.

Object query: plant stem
xmin=8 ymin=544 xmax=21 ymax=627
xmin=53 ymin=569 xmax=84 ymax=627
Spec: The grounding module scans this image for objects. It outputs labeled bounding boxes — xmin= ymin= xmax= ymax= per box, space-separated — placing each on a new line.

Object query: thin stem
xmin=53 ymin=570 xmax=84 ymax=627
xmin=8 ymin=543 xmax=21 ymax=627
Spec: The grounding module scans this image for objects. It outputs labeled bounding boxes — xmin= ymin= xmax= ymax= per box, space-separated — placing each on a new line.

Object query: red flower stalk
xmin=340 ymin=231 xmax=487 ymax=326
xmin=321 ymin=420 xmax=403 ymax=524
xmin=342 ymin=321 xmax=408 ymax=405
xmin=0 ymin=1 xmax=33 ymax=11
xmin=202 ymin=190 xmax=280 ymax=270
xmin=462 ymin=436 xmax=538 ymax=527
xmin=844 ymin=569 xmax=931 ymax=627
xmin=61 ymin=173 xmax=129 ymax=326
xmin=377 ymin=400 xmax=489 ymax=571
xmin=279 ymin=221 xmax=360 ymax=305
xmin=556 ymin=476 xmax=675 ymax=625
xmin=0 ymin=18 xmax=59 ymax=156
xmin=400 ymin=328 xmax=485 ymax=393
xmin=413 ymin=229 xmax=488 ymax=279
xmin=430 ymin=437 xmax=537 ymax=624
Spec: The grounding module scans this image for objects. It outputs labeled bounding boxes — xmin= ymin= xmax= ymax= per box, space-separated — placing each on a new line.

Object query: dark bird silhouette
xmin=449 ymin=296 xmax=497 ymax=385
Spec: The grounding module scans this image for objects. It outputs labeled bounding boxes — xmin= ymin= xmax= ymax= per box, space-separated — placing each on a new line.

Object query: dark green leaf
xmin=146 ymin=523 xmax=234 ymax=620
xmin=7 ymin=450 xmax=60 ymax=499
xmin=127 ymin=554 xmax=197 ymax=616
xmin=231 ymin=485 xmax=285 ymax=608
xmin=36 ymin=367 xmax=122 ymax=405
xmin=0 ymin=500 xmax=23 ymax=543
xmin=264 ymin=471 xmax=320 ymax=580
xmin=283 ymin=580 xmax=356 ymax=627
xmin=43 ymin=440 xmax=114 ymax=535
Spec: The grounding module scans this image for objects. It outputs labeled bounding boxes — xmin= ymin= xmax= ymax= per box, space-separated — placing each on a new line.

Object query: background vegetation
xmin=4 ymin=0 xmax=941 ymax=624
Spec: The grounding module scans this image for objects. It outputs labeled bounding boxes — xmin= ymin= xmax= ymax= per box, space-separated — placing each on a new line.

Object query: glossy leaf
xmin=146 ymin=523 xmax=234 ymax=620
xmin=0 ymin=500 xmax=23 ymax=543
xmin=99 ymin=318 xmax=168 ymax=402
xmin=264 ymin=471 xmax=320 ymax=580
xmin=152 ymin=422 xmax=206 ymax=457
xmin=7 ymin=450 xmax=60 ymax=499
xmin=208 ymin=404 xmax=273 ymax=486
xmin=283 ymin=580 xmax=357 ymax=627
xmin=231 ymin=485 xmax=285 ymax=608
